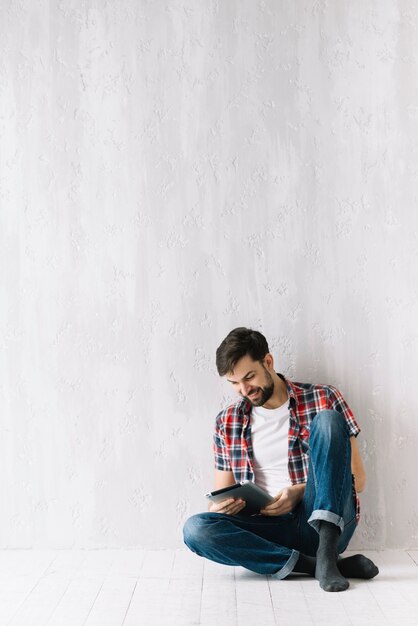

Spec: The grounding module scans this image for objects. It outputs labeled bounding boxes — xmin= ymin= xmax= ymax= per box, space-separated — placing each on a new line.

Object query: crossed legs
xmin=183 ymin=410 xmax=378 ymax=591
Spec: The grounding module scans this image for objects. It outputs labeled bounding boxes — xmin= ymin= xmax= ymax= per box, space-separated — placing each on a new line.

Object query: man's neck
xmin=262 ymin=373 xmax=289 ymax=410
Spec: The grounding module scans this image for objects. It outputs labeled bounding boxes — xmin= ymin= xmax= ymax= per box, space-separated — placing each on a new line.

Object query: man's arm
xmin=350 ymin=436 xmax=366 ymax=492
xmin=327 ymin=386 xmax=365 ymax=491
xmin=213 ymin=469 xmax=236 ymax=491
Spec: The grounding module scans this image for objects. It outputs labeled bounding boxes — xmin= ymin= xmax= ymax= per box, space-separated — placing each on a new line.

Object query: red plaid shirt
xmin=213 ymin=373 xmax=361 ymax=522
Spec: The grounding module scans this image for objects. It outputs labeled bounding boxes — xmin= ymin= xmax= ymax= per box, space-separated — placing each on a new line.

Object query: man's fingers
xmin=212 ymin=498 xmax=234 ymax=512
xmin=228 ymin=499 xmax=245 ymax=512
xmin=210 ymin=498 xmax=246 ymax=515
xmin=261 ymin=508 xmax=278 ymax=515
xmin=263 ymin=496 xmax=281 ymax=510
xmin=260 ymin=503 xmax=285 ymax=515
xmin=262 ymin=503 xmax=276 ymax=511
xmin=223 ymin=499 xmax=245 ymax=514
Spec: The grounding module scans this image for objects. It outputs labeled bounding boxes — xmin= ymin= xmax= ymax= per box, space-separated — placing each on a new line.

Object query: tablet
xmin=205 ymin=480 xmax=275 ymax=514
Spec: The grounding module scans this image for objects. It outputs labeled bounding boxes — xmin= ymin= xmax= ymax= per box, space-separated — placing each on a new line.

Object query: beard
xmin=244 ymin=368 xmax=275 ymax=407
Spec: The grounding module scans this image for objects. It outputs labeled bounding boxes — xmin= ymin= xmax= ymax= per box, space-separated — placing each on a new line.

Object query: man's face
xmin=226 ymin=354 xmax=275 ymax=407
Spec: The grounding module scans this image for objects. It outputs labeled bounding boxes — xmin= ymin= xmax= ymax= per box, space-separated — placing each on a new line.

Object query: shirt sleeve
xmin=327 ymin=385 xmax=361 ymax=437
xmin=213 ymin=412 xmax=232 ymax=471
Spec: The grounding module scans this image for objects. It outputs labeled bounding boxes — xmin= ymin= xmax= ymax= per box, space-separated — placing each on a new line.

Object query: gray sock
xmin=294 ymin=552 xmax=379 ymax=580
xmin=293 ymin=553 xmax=316 ymax=576
xmin=338 ymin=554 xmax=379 ymax=579
xmin=315 ymin=521 xmax=349 ymax=592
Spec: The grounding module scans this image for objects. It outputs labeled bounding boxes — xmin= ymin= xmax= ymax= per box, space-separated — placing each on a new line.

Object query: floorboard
xmin=0 ymin=549 xmax=415 ymax=626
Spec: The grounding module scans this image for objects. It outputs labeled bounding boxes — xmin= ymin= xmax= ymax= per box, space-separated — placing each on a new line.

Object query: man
xmin=183 ymin=327 xmax=378 ymax=592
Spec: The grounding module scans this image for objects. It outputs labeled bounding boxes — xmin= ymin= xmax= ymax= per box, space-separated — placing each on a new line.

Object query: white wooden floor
xmin=0 ymin=549 xmax=417 ymax=626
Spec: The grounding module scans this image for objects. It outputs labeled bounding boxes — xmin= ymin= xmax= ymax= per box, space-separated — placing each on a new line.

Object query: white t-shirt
xmin=250 ymin=399 xmax=292 ymax=497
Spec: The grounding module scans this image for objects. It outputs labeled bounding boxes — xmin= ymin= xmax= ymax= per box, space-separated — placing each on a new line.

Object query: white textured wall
xmin=1 ymin=0 xmax=418 ymax=549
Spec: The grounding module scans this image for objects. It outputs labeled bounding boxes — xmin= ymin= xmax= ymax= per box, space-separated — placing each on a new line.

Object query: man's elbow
xmin=355 ymin=473 xmax=366 ymax=493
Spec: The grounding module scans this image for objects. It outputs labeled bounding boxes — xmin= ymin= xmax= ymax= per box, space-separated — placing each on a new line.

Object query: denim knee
xmin=310 ymin=409 xmax=347 ymax=438
xmin=183 ymin=513 xmax=215 ymax=552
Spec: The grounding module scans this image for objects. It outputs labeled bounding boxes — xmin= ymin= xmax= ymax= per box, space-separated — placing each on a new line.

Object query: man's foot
xmin=315 ymin=521 xmax=349 ymax=592
xmin=293 ymin=553 xmax=316 ymax=576
xmin=337 ymin=554 xmax=379 ymax=579
xmin=294 ymin=552 xmax=379 ymax=581
xmin=316 ymin=559 xmax=349 ymax=591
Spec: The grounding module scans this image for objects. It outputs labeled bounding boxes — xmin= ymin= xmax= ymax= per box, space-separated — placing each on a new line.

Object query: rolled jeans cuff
xmin=308 ymin=509 xmax=345 ymax=534
xmin=270 ymin=549 xmax=300 ymax=580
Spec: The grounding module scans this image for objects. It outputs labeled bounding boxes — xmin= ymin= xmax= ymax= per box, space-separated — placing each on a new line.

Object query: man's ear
xmin=263 ymin=353 xmax=274 ymax=370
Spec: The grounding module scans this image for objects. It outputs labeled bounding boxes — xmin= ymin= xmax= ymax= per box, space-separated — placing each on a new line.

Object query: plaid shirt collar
xmin=279 ymin=372 xmax=298 ymax=410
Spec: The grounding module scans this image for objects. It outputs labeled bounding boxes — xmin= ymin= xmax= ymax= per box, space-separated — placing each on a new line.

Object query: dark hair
xmin=216 ymin=327 xmax=270 ymax=376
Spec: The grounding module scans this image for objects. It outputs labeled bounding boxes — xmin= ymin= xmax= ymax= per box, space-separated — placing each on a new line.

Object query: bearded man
xmin=183 ymin=327 xmax=378 ymax=592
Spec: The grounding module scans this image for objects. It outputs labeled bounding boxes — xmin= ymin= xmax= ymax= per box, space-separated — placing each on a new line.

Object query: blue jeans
xmin=183 ymin=410 xmax=357 ymax=579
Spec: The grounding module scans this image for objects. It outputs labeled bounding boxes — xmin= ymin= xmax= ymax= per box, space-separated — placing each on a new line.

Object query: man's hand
xmin=208 ymin=498 xmax=246 ymax=515
xmin=260 ymin=484 xmax=305 ymax=516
